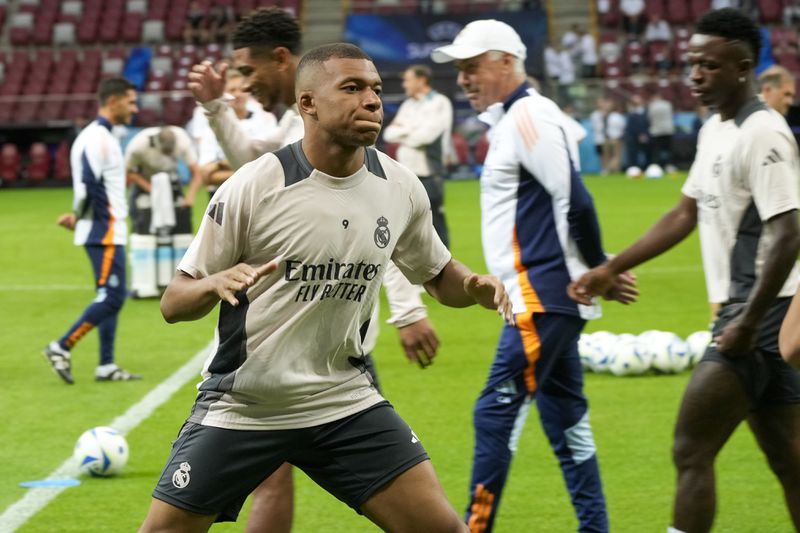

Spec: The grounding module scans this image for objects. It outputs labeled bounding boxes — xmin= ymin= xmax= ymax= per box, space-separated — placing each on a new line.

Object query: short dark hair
xmin=296 ymin=43 xmax=373 ymax=77
xmin=232 ymin=7 xmax=302 ymax=56
xmin=97 ymin=78 xmax=135 ymax=105
xmin=696 ymin=8 xmax=762 ymax=61
xmin=406 ymin=64 xmax=432 ymax=85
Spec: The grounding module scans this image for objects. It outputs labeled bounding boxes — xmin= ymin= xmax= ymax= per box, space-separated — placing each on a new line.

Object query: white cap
xmin=431 ymin=19 xmax=527 ymax=63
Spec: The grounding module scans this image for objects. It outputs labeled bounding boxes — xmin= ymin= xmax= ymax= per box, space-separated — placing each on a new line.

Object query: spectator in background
xmin=623 ymin=94 xmax=649 ymax=174
xmin=621 ymin=0 xmax=646 ymax=36
xmin=784 ymin=0 xmax=800 ymax=26
xmin=644 ymin=14 xmax=672 ymax=44
xmin=758 ymin=65 xmax=796 ymax=117
xmin=590 ymin=97 xmax=609 ymax=173
xmin=544 ymin=41 xmax=562 ymax=99
xmin=604 ymin=101 xmax=626 ymax=173
xmin=183 ymin=0 xmax=206 ymax=44
xmin=207 ymin=5 xmax=236 ymax=43
xmin=561 ymin=24 xmax=580 ymax=58
xmin=647 ymin=92 xmax=675 ymax=171
xmin=578 ymin=27 xmax=598 ymax=78
xmin=558 ymin=44 xmax=576 ymax=106
xmin=383 ymin=64 xmax=453 ymax=247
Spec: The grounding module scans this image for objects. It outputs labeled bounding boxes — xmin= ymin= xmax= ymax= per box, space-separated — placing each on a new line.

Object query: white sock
xmin=668 ymin=527 xmax=687 ymax=533
xmin=95 ymin=363 xmax=119 ymax=377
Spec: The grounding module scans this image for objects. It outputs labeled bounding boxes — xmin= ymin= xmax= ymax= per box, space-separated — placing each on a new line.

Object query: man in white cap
xmin=432 ymin=19 xmax=637 ymax=533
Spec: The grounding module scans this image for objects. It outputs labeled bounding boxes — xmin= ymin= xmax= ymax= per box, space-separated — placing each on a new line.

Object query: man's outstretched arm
xmin=423 ymin=259 xmax=514 ymax=324
xmin=570 ymin=194 xmax=698 ymax=304
xmin=161 ymin=262 xmax=277 ymax=323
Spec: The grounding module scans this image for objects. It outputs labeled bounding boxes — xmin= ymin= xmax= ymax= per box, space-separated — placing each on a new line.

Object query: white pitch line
xmin=0 ymin=284 xmax=94 ymax=291
xmin=0 ymin=341 xmax=214 ymax=533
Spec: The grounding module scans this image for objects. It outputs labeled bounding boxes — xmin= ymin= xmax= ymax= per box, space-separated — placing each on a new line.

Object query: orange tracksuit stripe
xmin=97 ymin=244 xmax=115 ymax=285
xmin=512 ymin=227 xmax=544 ymax=395
xmin=65 ymin=321 xmax=94 ymax=348
xmin=467 ymin=483 xmax=495 ymax=533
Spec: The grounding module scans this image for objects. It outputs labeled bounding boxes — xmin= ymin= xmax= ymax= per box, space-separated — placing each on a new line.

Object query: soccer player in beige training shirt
xmin=186 ymin=8 xmax=441 ymax=531
xmin=140 ymin=44 xmax=512 ymax=532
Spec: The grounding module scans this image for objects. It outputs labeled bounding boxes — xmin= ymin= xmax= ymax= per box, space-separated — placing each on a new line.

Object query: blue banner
xmin=344 ymin=9 xmax=547 ymax=76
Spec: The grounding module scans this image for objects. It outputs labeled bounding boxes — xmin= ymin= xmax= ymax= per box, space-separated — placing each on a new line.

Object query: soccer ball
xmin=578 ymin=333 xmax=595 ymax=371
xmin=73 ymin=426 xmax=129 ymax=477
xmin=649 ymin=332 xmax=690 ymax=373
xmin=609 ymin=335 xmax=650 ymax=376
xmin=644 ymin=163 xmax=664 ymax=179
xmin=587 ymin=331 xmax=618 ymax=372
xmin=686 ymin=330 xmax=712 ymax=367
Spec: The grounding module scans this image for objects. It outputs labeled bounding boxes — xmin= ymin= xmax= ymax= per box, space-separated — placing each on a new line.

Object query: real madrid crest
xmin=374 ymin=216 xmax=390 ymax=249
xmin=172 ymin=461 xmax=191 ymax=489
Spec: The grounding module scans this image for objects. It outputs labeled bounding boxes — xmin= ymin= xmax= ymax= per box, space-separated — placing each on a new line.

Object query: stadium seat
xmin=776 ymin=50 xmax=800 ymax=72
xmin=690 ymin=0 xmax=710 ymax=19
xmin=38 ymin=100 xmax=64 ymax=122
xmin=27 ymin=142 xmax=51 ymax=181
xmin=0 ymin=143 xmax=21 ymax=182
xmin=53 ymin=141 xmax=71 ymax=181
xmin=644 ymin=0 xmax=665 ymax=19
xmin=665 ymin=1 xmax=689 ymax=24
xmin=143 ymin=20 xmax=165 ymax=43
xmin=451 ymin=132 xmax=470 ymax=165
xmin=53 ymin=21 xmax=76 ymax=45
xmin=62 ymin=0 xmax=82 ymax=16
xmin=123 ymin=13 xmax=143 ymax=43
xmin=758 ymin=0 xmax=782 ymax=22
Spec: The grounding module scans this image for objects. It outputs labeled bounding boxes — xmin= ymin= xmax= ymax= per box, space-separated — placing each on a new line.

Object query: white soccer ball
xmin=644 ymin=163 xmax=664 ymax=179
xmin=686 ymin=330 xmax=712 ymax=367
xmin=74 ymin=426 xmax=129 ymax=477
xmin=649 ymin=332 xmax=690 ymax=373
xmin=587 ymin=331 xmax=618 ymax=372
xmin=578 ymin=333 xmax=595 ymax=371
xmin=626 ymin=166 xmax=642 ymax=178
xmin=609 ymin=335 xmax=650 ymax=376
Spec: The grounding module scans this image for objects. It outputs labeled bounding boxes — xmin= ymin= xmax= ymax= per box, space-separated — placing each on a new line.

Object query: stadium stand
xmin=0 ymin=0 xmax=799 ymax=183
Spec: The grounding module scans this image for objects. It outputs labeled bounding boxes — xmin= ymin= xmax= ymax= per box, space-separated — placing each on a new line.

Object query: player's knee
xmin=672 ymin=434 xmax=711 ymax=471
xmin=765 ymin=451 xmax=800 ymax=485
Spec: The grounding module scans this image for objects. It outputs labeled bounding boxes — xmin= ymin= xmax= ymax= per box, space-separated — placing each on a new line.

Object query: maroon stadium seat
xmin=0 ymin=144 xmax=21 ymax=182
xmin=27 ymin=143 xmax=51 ymax=181
xmin=644 ymin=0 xmax=665 ymax=18
xmin=451 ymin=132 xmax=470 ymax=165
xmin=665 ymin=1 xmax=689 ymax=24
xmin=758 ymin=0 xmax=782 ymax=22
xmin=691 ymin=0 xmax=711 ymax=19
xmin=53 ymin=142 xmax=71 ymax=182
xmin=599 ymin=0 xmax=620 ymax=28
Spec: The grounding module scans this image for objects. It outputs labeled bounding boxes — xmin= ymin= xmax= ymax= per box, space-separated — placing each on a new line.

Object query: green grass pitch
xmin=0 ymin=176 xmax=793 ymax=532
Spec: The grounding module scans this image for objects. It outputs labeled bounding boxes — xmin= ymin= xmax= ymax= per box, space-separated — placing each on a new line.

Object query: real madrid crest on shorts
xmin=172 ymin=461 xmax=191 ymax=489
xmin=374 ymin=216 xmax=390 ymax=249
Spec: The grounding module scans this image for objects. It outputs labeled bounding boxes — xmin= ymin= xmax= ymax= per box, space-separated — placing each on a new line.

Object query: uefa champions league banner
xmin=344 ymin=9 xmax=547 ymax=76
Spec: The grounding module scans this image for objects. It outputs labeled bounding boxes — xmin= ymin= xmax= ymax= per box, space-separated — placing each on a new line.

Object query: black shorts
xmin=700 ymin=298 xmax=800 ymax=411
xmin=152 ymin=402 xmax=429 ymax=522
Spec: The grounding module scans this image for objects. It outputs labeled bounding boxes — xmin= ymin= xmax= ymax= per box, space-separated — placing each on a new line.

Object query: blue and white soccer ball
xmin=648 ymin=332 xmax=690 ymax=373
xmin=586 ymin=331 xmax=618 ymax=373
xmin=686 ymin=330 xmax=712 ymax=367
xmin=609 ymin=334 xmax=650 ymax=376
xmin=74 ymin=426 xmax=129 ymax=477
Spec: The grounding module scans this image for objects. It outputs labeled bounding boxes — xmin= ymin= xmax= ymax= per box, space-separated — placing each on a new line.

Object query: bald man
xmin=758 ymin=64 xmax=796 ymax=117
